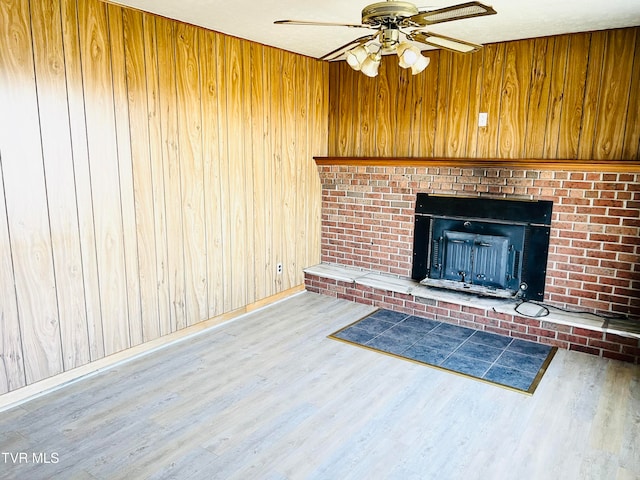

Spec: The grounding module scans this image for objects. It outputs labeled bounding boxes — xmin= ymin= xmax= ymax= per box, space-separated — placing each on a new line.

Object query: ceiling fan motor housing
xmin=361 ymin=1 xmax=420 ymax=26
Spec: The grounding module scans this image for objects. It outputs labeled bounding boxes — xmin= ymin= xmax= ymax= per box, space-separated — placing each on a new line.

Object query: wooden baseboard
xmin=0 ymin=285 xmax=305 ymax=413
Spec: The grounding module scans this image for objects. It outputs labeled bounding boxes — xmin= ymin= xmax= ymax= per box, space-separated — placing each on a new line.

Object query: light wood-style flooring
xmin=1 ymin=292 xmax=638 ymax=479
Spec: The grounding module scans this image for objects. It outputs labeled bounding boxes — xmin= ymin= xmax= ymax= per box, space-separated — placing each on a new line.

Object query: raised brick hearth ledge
xmin=305 ymin=263 xmax=640 ymax=364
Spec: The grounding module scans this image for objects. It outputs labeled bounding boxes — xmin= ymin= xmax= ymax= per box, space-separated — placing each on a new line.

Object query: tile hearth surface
xmin=330 ymin=309 xmax=557 ymax=394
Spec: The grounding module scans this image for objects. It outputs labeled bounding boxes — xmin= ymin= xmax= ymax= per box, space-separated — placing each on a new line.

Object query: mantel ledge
xmin=304 ymin=263 xmax=639 ymax=339
xmin=313 ymin=157 xmax=640 ymax=172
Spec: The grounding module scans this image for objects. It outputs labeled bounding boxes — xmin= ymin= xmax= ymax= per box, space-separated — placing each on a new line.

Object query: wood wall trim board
xmin=0 ymin=285 xmax=305 ymax=413
xmin=313 ymin=157 xmax=640 ymax=172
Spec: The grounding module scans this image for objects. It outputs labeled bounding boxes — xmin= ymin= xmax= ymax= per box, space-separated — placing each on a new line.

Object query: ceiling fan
xmin=275 ymin=1 xmax=496 ymax=77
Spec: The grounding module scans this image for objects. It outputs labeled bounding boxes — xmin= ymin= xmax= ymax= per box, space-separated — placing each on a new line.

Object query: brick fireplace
xmin=304 ymin=160 xmax=640 ymax=363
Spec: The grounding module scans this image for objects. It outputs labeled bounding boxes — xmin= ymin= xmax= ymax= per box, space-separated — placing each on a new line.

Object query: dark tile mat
xmin=329 ymin=309 xmax=557 ymax=394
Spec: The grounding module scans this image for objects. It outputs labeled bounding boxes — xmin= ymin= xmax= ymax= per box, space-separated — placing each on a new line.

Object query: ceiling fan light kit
xmin=360 ymin=53 xmax=383 ymax=77
xmin=275 ymin=1 xmax=496 ymax=77
xmin=410 ymin=53 xmax=431 ymax=74
xmin=396 ymin=42 xmax=419 ymax=67
xmin=346 ymin=45 xmax=370 ymax=70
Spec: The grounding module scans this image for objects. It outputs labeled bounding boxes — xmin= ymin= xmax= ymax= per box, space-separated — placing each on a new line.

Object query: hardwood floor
xmin=0 ymin=292 xmax=638 ymax=479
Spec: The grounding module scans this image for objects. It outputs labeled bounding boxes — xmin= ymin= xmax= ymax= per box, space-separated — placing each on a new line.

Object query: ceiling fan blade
xmin=408 ymin=31 xmax=482 ymax=53
xmin=407 ymin=1 xmax=496 ymax=26
xmin=274 ymin=19 xmax=369 ymax=29
xmin=320 ymin=34 xmax=379 ymax=61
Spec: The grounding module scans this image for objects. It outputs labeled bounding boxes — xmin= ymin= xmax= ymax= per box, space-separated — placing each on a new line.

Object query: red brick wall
xmin=319 ymin=165 xmax=640 ymax=320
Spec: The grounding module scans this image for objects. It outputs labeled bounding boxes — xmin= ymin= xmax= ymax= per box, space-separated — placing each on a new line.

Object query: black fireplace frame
xmin=412 ymin=194 xmax=553 ymax=300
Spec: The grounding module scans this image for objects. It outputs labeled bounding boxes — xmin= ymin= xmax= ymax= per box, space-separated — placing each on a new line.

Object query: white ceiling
xmin=109 ymin=0 xmax=640 ymax=59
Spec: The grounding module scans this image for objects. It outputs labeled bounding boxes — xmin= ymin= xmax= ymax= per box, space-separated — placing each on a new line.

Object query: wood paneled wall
xmin=329 ymin=27 xmax=640 ymax=160
xmin=0 ymin=0 xmax=327 ymax=394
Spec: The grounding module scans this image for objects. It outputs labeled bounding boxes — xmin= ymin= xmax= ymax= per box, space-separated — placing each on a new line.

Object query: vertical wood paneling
xmin=327 ymin=62 xmax=340 ymax=156
xmin=543 ymin=35 xmax=569 ymax=158
xmin=269 ymin=48 xmax=284 ymax=293
xmin=262 ymin=47 xmax=276 ymax=297
xmin=557 ymin=34 xmax=590 ymax=159
xmin=123 ymin=8 xmax=159 ymax=343
xmin=241 ymin=41 xmax=256 ymax=302
xmin=524 ymin=37 xmax=553 ymax=158
xmin=155 ymin=16 xmax=186 ymax=332
xmin=0 ymin=168 xmax=24 ymax=393
xmin=294 ymin=56 xmax=309 ymax=285
xmin=394 ymin=67 xmax=412 ymax=156
xmin=444 ymin=52 xmax=472 ymax=157
xmin=60 ymin=0 xmax=105 ymax=360
xmin=465 ymin=52 xmax=484 ymax=157
xmin=622 ymin=31 xmax=640 ymax=160
xmin=592 ymin=29 xmax=635 ymax=159
xmin=476 ymin=43 xmax=505 ymax=158
xmin=215 ymin=31 xmax=233 ymax=309
xmin=250 ymin=42 xmax=268 ymax=300
xmin=577 ymin=31 xmax=606 ymax=159
xmin=105 ymin=3 xmax=140 ymax=350
xmin=386 ymin=61 xmax=401 ymax=156
xmin=0 ymin=0 xmax=63 ymax=383
xmin=142 ymin=13 xmax=171 ymax=337
xmin=499 ymin=39 xmax=534 ymax=158
xmin=175 ymin=23 xmax=207 ymax=324
xmin=31 ymin=0 xmax=90 ymax=370
xmin=338 ymin=66 xmax=356 ymax=156
xmin=376 ymin=61 xmax=393 ymax=156
xmin=81 ymin=0 xmax=131 ymax=355
xmin=329 ymin=26 xmax=640 ymax=161
xmin=224 ymin=35 xmax=248 ymax=309
xmin=282 ymin=52 xmax=297 ymax=288
xmin=417 ymin=51 xmax=440 ymax=157
xmin=434 ymin=51 xmax=452 ymax=157
xmin=0 ymin=0 xmax=327 ymax=395
xmin=358 ymin=68 xmax=377 ymax=155
xmin=309 ymin=60 xmax=327 ymax=265
xmin=200 ymin=29 xmax=224 ymax=318
xmin=406 ymin=69 xmax=424 ymax=156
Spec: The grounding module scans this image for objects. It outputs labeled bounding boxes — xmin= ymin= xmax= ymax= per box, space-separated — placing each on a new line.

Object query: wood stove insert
xmin=412 ymin=194 xmax=553 ymax=300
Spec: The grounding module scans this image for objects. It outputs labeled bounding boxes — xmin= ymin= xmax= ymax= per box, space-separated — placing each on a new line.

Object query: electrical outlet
xmin=276 ymin=263 xmax=283 ymax=275
xmin=478 ymin=112 xmax=488 ymax=127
